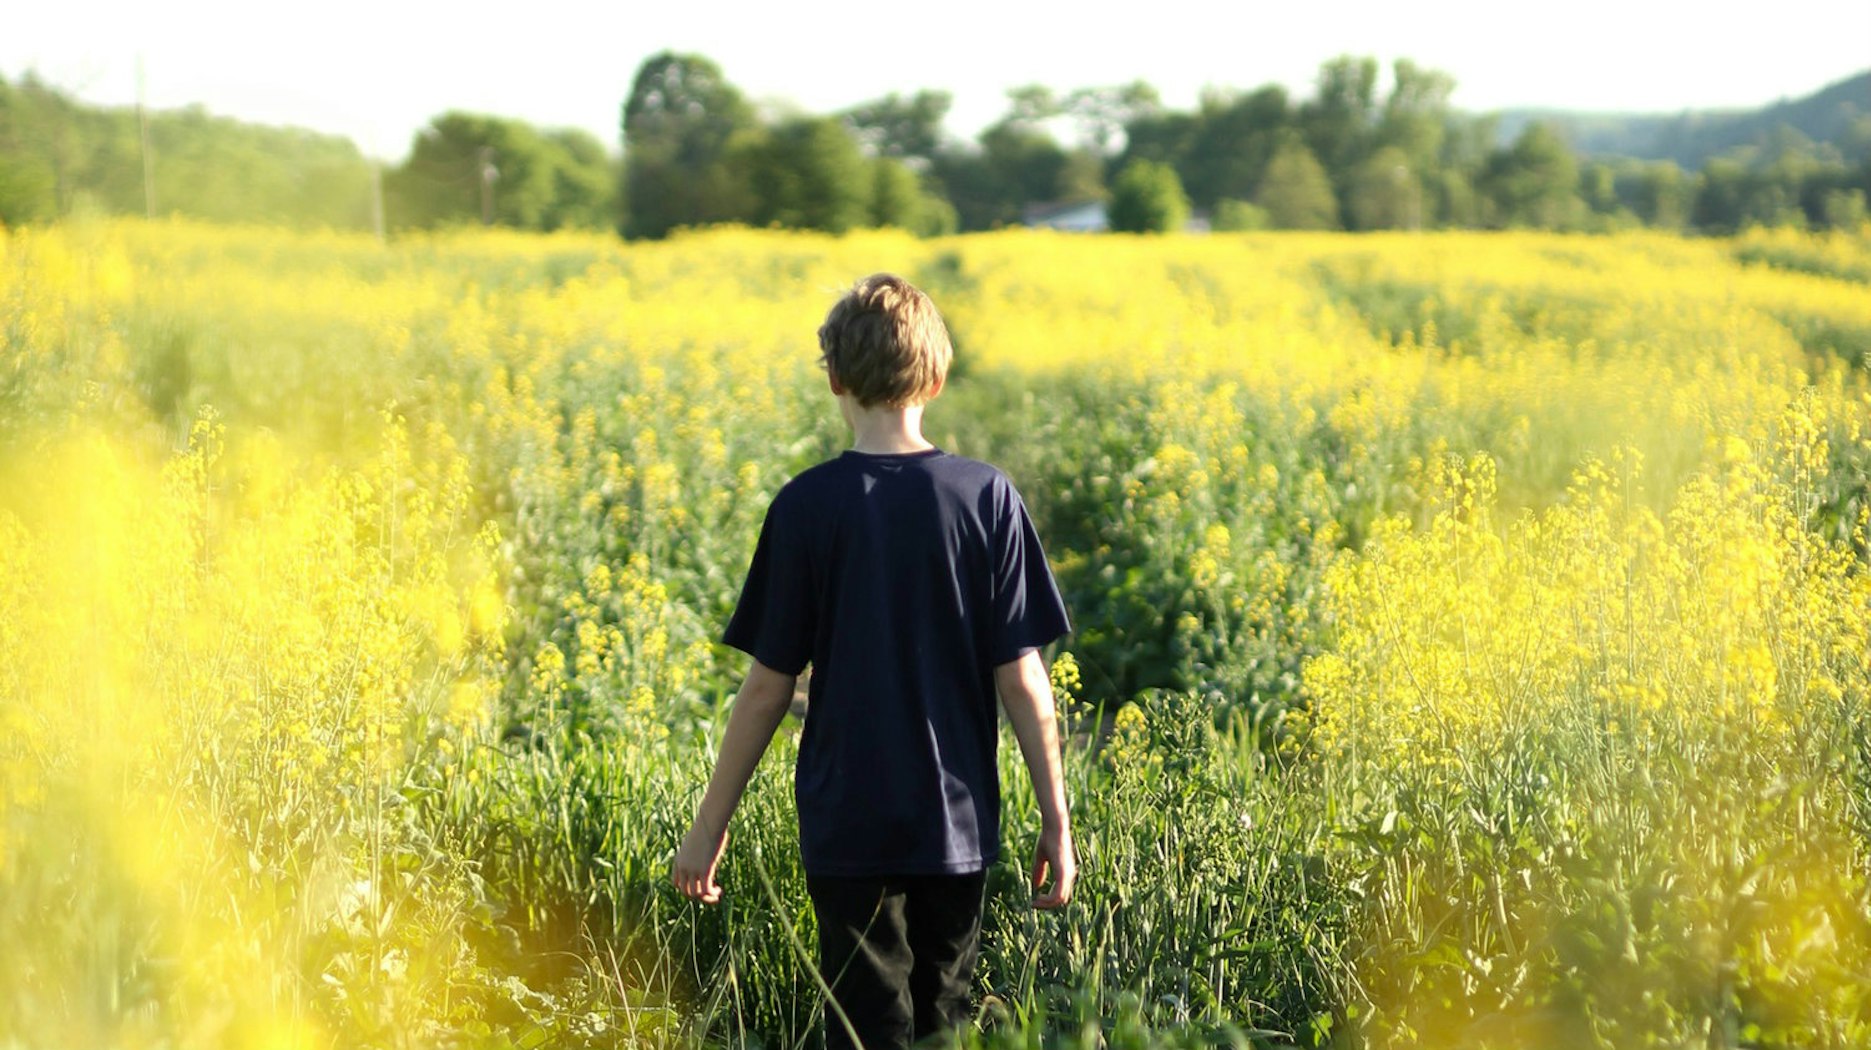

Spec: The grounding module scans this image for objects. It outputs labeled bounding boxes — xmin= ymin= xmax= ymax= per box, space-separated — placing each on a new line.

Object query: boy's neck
xmin=842 ymin=396 xmax=936 ymax=455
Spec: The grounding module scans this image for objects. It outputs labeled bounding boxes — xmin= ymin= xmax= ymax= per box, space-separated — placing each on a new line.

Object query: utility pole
xmin=137 ymin=55 xmax=156 ymax=219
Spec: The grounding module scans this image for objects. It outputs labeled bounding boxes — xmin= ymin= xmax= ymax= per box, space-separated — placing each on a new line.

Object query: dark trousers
xmin=806 ymin=870 xmax=988 ymax=1050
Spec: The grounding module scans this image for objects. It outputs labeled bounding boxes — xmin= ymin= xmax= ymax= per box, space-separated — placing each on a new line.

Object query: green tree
xmin=868 ymin=156 xmax=955 ymax=235
xmin=0 ymin=77 xmax=63 ymax=223
xmin=1347 ymin=146 xmax=1422 ymax=230
xmin=1618 ymin=160 xmax=1691 ymax=228
xmin=1175 ymin=86 xmax=1291 ymax=210
xmin=621 ymin=51 xmax=759 ymax=238
xmin=1056 ymin=147 xmax=1107 ymax=202
xmin=748 ymin=116 xmax=870 ymax=233
xmin=1377 ymin=59 xmax=1454 ymax=168
xmin=842 ymin=90 xmax=952 ymax=165
xmin=1301 ymin=54 xmax=1379 ymax=203
xmin=1211 ymin=198 xmax=1268 ymax=231
xmin=1001 ymin=84 xmax=1062 ymax=128
xmin=1580 ymin=161 xmax=1618 ymax=213
xmin=1107 ymin=158 xmax=1189 ymax=233
xmin=870 ymin=157 xmax=920 ymax=228
xmin=924 ymin=85 xmax=1084 ymax=230
xmin=1822 ymin=188 xmax=1868 ymax=228
xmin=1481 ymin=122 xmax=1581 ymax=228
xmin=1430 ymin=169 xmax=1478 ymax=227
xmin=0 ymin=152 xmax=56 ymax=225
xmin=386 ymin=112 xmax=556 ymax=229
xmin=1254 ymin=136 xmax=1339 ymax=229
xmin=1691 ymin=156 xmax=1752 ymax=231
xmin=1434 ymin=112 xmax=1495 ymax=226
xmin=540 ymin=128 xmax=618 ymax=231
xmin=943 ymin=122 xmax=1067 ymax=229
xmin=1062 ymin=81 xmax=1162 ymax=155
xmin=1118 ymin=108 xmax=1199 ymax=170
xmin=982 ymin=89 xmax=1070 ymax=202
xmin=0 ymin=73 xmax=372 ymax=228
xmin=927 ymin=150 xmax=998 ymax=230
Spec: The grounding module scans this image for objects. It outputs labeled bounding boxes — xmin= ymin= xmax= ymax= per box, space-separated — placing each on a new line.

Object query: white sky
xmin=5 ymin=0 xmax=1868 ymax=161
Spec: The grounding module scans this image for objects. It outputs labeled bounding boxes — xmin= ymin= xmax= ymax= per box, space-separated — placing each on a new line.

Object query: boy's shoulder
xmin=785 ymin=449 xmax=1011 ymax=488
xmin=769 ymin=450 xmax=1017 ymax=518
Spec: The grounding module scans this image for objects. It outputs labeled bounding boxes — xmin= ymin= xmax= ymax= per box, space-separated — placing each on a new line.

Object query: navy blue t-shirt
xmin=722 ymin=447 xmax=1070 ymax=877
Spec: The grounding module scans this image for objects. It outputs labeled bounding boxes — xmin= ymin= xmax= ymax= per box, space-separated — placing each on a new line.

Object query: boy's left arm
xmin=671 ymin=659 xmax=798 ymax=904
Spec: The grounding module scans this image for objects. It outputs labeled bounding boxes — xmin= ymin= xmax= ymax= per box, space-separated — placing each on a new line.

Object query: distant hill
xmin=1493 ymin=71 xmax=1871 ymax=169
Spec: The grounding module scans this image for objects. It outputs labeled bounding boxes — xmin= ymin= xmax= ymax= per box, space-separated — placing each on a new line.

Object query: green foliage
xmin=842 ymin=90 xmax=953 ymax=164
xmin=976 ymin=121 xmax=1069 ymax=221
xmin=0 ymin=77 xmax=62 ymax=224
xmin=0 ymin=72 xmax=372 ymax=228
xmin=1376 ymin=59 xmax=1454 ymax=171
xmin=1117 ymin=108 xmax=1200 ymax=173
xmin=386 ymin=112 xmax=614 ymax=231
xmin=1347 ymin=146 xmax=1422 ymax=230
xmin=1211 ymin=198 xmax=1268 ymax=232
xmin=0 ymin=153 xmax=56 ymax=225
xmin=1255 ymin=136 xmax=1340 ymax=230
xmin=747 ymin=116 xmax=872 ymax=234
xmin=540 ymin=129 xmax=619 ymax=232
xmin=1686 ymin=132 xmax=1871 ymax=234
xmin=1823 ymin=188 xmax=1868 ymax=229
xmin=621 ymin=51 xmax=759 ymax=239
xmin=966 ymin=690 xmax=1345 ymax=1047
xmin=1138 ymin=86 xmax=1289 ymax=212
xmin=1107 ymin=159 xmax=1189 ymax=233
xmin=9 ymin=56 xmax=1868 ymax=241
xmin=1426 ymin=168 xmax=1478 ymax=228
xmin=1619 ymin=159 xmax=1694 ymax=228
xmin=1061 ymin=81 xmax=1162 ymax=156
xmin=1580 ymin=160 xmax=1619 ymax=214
xmin=1693 ymin=157 xmax=1789 ymax=232
xmin=869 ymin=157 xmax=956 ymax=236
xmin=1055 ymin=147 xmax=1108 ymax=203
xmin=1301 ymin=55 xmax=1380 ymax=179
xmin=869 ymin=157 xmax=922 ymax=229
xmin=1481 ymin=122 xmax=1582 ymax=229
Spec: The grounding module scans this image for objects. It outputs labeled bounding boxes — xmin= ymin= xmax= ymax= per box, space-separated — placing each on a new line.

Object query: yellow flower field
xmin=3 ymin=218 xmax=1868 ymax=1048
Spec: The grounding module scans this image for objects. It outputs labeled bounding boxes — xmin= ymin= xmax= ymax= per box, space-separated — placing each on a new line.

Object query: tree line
xmin=620 ymin=52 xmax=1871 ymax=235
xmin=3 ymin=57 xmax=1867 ymax=236
xmin=0 ymin=74 xmax=376 ymax=227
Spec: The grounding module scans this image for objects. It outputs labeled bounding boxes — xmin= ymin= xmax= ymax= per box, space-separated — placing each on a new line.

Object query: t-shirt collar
xmin=841 ymin=446 xmax=946 ymax=460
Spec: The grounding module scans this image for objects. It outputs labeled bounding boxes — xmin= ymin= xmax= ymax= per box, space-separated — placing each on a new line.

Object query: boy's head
xmin=818 ymin=273 xmax=952 ymax=408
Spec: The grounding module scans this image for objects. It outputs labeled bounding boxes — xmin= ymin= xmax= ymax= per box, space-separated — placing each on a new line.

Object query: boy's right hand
xmin=1031 ymin=824 xmax=1076 ymax=909
xmin=672 ymin=817 xmax=729 ymax=904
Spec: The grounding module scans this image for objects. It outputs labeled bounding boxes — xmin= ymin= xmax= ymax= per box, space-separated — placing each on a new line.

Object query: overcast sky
xmin=5 ymin=0 xmax=1868 ymax=160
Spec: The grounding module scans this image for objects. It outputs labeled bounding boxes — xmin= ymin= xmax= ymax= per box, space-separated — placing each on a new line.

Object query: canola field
xmin=3 ymin=219 xmax=1871 ymax=1049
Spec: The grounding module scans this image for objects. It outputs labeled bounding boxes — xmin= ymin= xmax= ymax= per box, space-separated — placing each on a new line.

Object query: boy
xmin=671 ymin=273 xmax=1076 ymax=1049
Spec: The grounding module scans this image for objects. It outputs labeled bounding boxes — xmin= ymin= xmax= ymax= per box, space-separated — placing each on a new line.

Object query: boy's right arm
xmin=672 ymin=659 xmax=797 ymax=904
xmin=995 ymin=650 xmax=1076 ymax=909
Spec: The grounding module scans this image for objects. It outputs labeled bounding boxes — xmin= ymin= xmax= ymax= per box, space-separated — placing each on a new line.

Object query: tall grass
xmin=3 ymin=219 xmax=1869 ymax=1047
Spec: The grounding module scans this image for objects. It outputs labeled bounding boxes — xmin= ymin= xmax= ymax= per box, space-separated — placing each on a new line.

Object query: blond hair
xmin=817 ymin=273 xmax=952 ymax=408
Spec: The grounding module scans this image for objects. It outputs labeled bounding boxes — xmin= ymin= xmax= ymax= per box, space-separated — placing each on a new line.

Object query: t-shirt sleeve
xmin=722 ymin=492 xmax=815 ymax=676
xmin=987 ymin=478 xmax=1071 ymax=666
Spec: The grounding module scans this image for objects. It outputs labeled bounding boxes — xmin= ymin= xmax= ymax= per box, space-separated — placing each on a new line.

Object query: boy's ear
xmin=827 ymin=372 xmax=846 ymax=396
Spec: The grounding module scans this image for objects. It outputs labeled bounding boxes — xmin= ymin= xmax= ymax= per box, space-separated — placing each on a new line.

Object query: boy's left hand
xmin=672 ymin=818 xmax=729 ymax=903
